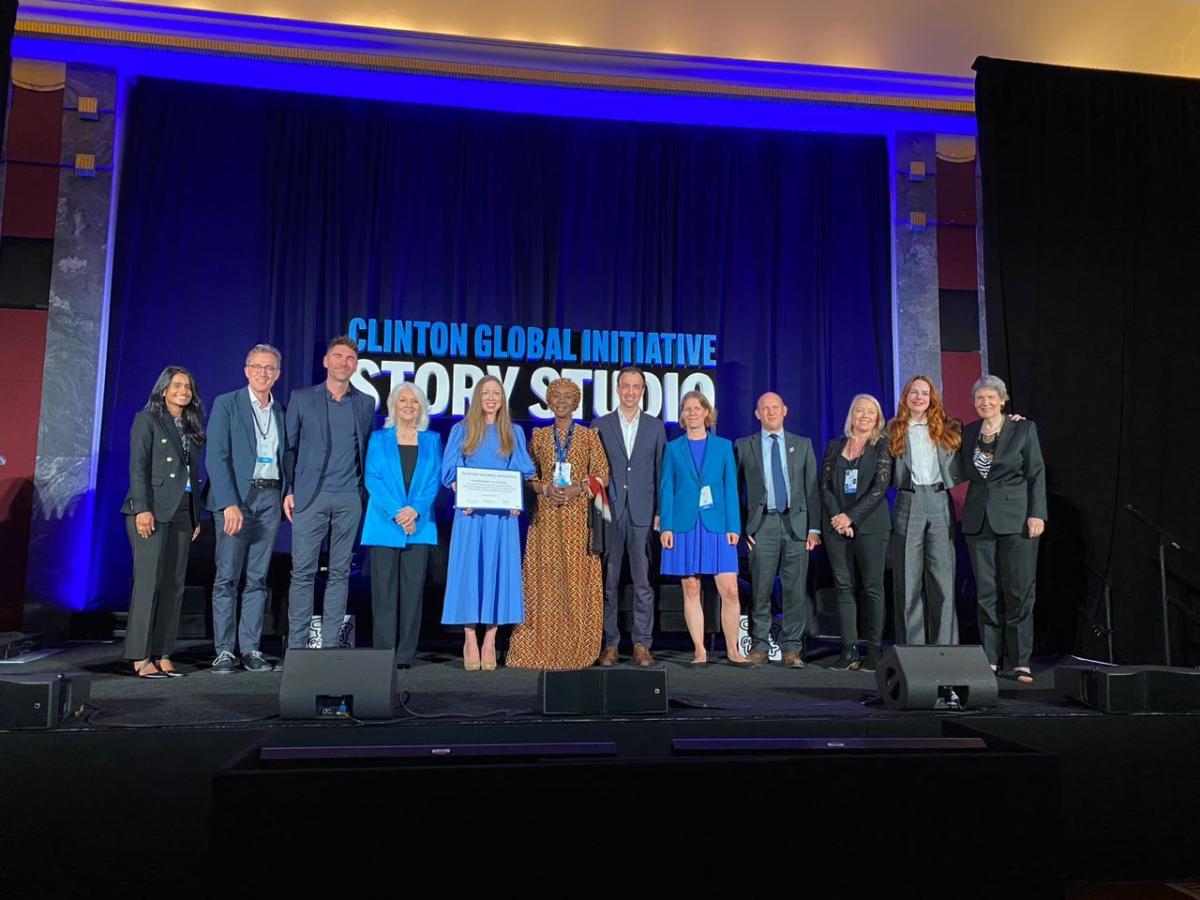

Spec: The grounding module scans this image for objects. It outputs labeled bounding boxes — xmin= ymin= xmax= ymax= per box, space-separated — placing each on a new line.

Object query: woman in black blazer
xmin=957 ymin=375 xmax=1046 ymax=683
xmin=121 ymin=367 xmax=206 ymax=678
xmin=821 ymin=394 xmax=892 ymax=671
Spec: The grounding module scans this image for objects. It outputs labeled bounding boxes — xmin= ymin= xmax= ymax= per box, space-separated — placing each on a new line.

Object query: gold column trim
xmin=12 ymin=59 xmax=67 ymax=90
xmin=15 ymin=20 xmax=975 ymax=114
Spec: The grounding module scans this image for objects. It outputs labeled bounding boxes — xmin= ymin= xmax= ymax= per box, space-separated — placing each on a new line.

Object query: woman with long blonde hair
xmin=820 ymin=393 xmax=892 ymax=671
xmin=441 ymin=375 xmax=534 ymax=669
xmin=887 ymin=375 xmax=962 ymax=646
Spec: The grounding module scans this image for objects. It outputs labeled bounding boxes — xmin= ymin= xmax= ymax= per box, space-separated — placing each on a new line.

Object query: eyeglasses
xmin=247 ymin=365 xmax=279 ymax=374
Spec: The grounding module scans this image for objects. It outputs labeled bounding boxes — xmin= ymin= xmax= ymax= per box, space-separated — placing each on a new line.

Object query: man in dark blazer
xmin=201 ymin=343 xmax=287 ymax=673
xmin=591 ymin=366 xmax=666 ymax=667
xmin=735 ymin=391 xmax=821 ymax=667
xmin=281 ymin=336 xmax=376 ymax=653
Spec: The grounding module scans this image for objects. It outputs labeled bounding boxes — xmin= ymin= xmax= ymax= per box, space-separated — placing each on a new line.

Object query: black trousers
xmin=965 ymin=515 xmax=1039 ymax=669
xmin=823 ymin=527 xmax=887 ymax=650
xmin=369 ymin=544 xmax=431 ymax=665
xmin=124 ymin=496 xmax=193 ymax=660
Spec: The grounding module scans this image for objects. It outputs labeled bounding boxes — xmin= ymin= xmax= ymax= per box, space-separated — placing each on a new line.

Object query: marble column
xmin=23 ymin=64 xmax=117 ymax=635
xmin=893 ymin=131 xmax=942 ymax=391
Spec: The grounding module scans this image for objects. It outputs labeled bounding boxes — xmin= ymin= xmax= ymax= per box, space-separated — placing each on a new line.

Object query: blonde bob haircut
xmin=679 ymin=390 xmax=717 ymax=429
xmin=842 ymin=394 xmax=886 ymax=444
xmin=384 ymin=381 xmax=431 ymax=431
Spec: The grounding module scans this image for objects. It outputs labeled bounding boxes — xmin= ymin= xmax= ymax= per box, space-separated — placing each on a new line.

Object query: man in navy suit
xmin=735 ymin=392 xmax=821 ymax=667
xmin=202 ymin=343 xmax=288 ymax=673
xmin=282 ymin=336 xmax=376 ymax=652
xmin=591 ymin=366 xmax=666 ymax=667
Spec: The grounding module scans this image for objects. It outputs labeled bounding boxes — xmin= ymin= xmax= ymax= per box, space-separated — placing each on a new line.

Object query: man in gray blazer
xmin=202 ymin=343 xmax=287 ymax=673
xmin=735 ymin=392 xmax=821 ymax=667
xmin=591 ymin=366 xmax=666 ymax=667
xmin=282 ymin=336 xmax=376 ymax=653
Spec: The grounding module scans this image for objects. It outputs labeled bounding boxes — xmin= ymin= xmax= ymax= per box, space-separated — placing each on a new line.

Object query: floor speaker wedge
xmin=1055 ymin=664 xmax=1200 ymax=713
xmin=278 ymin=649 xmax=397 ymax=719
xmin=875 ymin=645 xmax=998 ymax=710
xmin=539 ymin=668 xmax=668 ymax=715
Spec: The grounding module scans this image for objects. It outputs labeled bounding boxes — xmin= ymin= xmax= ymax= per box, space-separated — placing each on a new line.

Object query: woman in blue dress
xmin=441 ymin=375 xmax=534 ymax=670
xmin=659 ymin=390 xmax=749 ymax=666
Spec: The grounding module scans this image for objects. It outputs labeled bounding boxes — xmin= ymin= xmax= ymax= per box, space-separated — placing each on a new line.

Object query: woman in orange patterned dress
xmin=507 ymin=378 xmax=609 ymax=670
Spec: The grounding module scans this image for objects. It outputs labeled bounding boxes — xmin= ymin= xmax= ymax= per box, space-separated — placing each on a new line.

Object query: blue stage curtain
xmin=95 ymin=78 xmax=892 ymax=605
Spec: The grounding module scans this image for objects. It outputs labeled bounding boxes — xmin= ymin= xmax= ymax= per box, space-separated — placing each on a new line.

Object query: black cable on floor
xmin=75 ymin=702 xmax=281 ymax=730
xmin=389 ymin=690 xmax=537 ymax=721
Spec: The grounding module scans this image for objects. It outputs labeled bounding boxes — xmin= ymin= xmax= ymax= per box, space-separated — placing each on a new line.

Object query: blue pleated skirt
xmin=661 ymin=520 xmax=738 ymax=576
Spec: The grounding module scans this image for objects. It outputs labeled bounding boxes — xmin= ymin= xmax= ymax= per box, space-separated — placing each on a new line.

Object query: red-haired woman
xmin=887 ymin=375 xmax=962 ymax=645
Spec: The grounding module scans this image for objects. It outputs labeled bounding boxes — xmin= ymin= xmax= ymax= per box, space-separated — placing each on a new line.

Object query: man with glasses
xmin=201 ymin=344 xmax=288 ymax=673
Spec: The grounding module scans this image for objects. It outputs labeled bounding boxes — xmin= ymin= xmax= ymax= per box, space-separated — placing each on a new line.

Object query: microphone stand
xmin=1123 ymin=504 xmax=1200 ymax=667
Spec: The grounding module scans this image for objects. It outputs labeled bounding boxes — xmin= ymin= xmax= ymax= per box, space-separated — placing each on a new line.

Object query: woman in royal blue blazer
xmin=363 ymin=382 xmax=442 ymax=668
xmin=659 ymin=390 xmax=749 ymax=666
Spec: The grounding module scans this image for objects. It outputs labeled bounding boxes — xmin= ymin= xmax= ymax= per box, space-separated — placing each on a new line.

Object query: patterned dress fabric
xmin=506 ymin=423 xmax=610 ymax=670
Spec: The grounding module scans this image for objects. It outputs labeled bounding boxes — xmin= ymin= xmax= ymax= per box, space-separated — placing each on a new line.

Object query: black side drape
xmin=975 ymin=57 xmax=1200 ymax=664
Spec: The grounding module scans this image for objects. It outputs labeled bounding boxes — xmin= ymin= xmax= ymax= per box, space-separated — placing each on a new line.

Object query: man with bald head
xmin=735 ymin=392 xmax=821 ymax=667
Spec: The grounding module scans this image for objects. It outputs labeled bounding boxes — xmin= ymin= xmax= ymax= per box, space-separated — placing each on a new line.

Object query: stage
xmin=3 ymin=643 xmax=1198 ymax=897
xmin=1 ymin=637 xmax=1078 ymax=726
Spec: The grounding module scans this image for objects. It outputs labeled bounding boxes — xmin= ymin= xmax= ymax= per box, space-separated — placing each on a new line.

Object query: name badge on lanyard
xmin=256 ymin=435 xmax=275 ymax=466
xmin=699 ymin=485 xmax=714 ymax=509
xmin=843 ymin=467 xmax=859 ymax=494
xmin=253 ymin=404 xmax=275 ymax=465
xmin=553 ymin=423 xmax=575 ymax=487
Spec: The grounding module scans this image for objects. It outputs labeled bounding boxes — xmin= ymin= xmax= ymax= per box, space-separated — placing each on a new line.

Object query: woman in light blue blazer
xmin=659 ymin=390 xmax=748 ymax=666
xmin=363 ymin=382 xmax=442 ymax=668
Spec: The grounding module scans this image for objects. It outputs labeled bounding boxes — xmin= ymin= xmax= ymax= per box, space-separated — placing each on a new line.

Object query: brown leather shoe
xmin=746 ymin=648 xmax=770 ymax=666
xmin=632 ymin=643 xmax=654 ymax=667
xmin=781 ymin=650 xmax=806 ymax=669
xmin=597 ymin=644 xmax=620 ymax=667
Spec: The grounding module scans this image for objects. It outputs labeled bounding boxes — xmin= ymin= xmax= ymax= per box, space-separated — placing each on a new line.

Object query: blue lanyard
xmin=552 ymin=422 xmax=575 ymax=463
xmin=691 ymin=435 xmax=707 ymax=476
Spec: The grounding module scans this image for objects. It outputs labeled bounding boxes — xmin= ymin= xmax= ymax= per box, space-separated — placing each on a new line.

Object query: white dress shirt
xmin=619 ymin=407 xmax=640 ymax=459
xmin=907 ymin=422 xmax=941 ymax=485
xmin=249 ymin=387 xmax=280 ymax=480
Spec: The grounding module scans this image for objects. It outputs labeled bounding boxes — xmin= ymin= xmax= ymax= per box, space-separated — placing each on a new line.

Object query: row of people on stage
xmin=120 ymin=336 xmax=1046 ymax=684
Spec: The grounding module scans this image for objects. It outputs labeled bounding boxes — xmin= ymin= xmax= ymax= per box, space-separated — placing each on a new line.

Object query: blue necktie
xmin=770 ymin=433 xmax=788 ymax=512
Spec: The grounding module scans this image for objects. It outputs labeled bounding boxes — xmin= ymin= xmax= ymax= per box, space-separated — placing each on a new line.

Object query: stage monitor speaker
xmin=278 ymin=649 xmax=397 ymax=719
xmin=1055 ymin=664 xmax=1200 ymax=713
xmin=875 ymin=645 xmax=998 ymax=711
xmin=539 ymin=668 xmax=668 ymax=715
xmin=0 ymin=672 xmax=92 ymax=729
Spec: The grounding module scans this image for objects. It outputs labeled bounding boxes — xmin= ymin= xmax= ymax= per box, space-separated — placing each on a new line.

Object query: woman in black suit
xmin=957 ymin=375 xmax=1046 ymax=684
xmin=121 ymin=366 xmax=205 ymax=678
xmin=821 ymin=394 xmax=892 ymax=671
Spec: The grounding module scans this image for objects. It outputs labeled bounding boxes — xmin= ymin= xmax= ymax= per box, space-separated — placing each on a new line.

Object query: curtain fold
xmin=96 ymin=78 xmax=892 ymax=605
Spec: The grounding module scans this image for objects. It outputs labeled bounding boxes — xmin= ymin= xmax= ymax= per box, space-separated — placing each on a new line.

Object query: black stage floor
xmin=7 ymin=638 xmax=1063 ymax=727
xmin=3 ymin=642 xmax=1198 ymax=898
